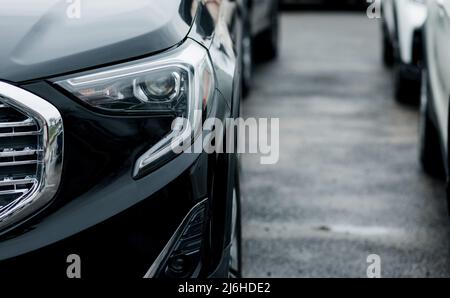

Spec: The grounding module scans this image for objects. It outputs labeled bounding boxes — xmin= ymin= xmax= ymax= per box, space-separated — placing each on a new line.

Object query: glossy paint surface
xmin=0 ymin=0 xmax=194 ymax=82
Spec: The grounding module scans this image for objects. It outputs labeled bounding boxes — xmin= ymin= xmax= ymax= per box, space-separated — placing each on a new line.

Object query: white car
xmin=382 ymin=0 xmax=427 ymax=103
xmin=420 ymin=0 xmax=450 ymax=214
xmin=281 ymin=0 xmax=366 ymax=7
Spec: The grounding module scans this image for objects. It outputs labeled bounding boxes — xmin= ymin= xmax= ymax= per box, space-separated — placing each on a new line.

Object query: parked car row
xmin=382 ymin=0 xmax=450 ymax=214
xmin=0 ymin=0 xmax=278 ymax=278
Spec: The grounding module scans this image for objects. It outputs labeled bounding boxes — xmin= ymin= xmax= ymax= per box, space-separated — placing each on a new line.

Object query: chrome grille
xmin=0 ymin=103 xmax=40 ymax=209
xmin=0 ymin=82 xmax=63 ymax=233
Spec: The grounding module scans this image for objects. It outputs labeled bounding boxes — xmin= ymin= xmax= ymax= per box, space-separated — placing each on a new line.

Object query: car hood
xmin=0 ymin=0 xmax=195 ymax=82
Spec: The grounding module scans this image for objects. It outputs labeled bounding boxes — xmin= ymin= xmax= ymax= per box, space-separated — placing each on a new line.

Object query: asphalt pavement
xmin=241 ymin=11 xmax=450 ymax=278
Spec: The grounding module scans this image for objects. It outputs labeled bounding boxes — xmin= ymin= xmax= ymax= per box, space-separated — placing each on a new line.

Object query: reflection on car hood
xmin=0 ymin=0 xmax=195 ymax=82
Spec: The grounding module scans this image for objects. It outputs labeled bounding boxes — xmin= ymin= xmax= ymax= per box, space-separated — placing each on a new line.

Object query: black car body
xmin=0 ymin=0 xmax=257 ymax=278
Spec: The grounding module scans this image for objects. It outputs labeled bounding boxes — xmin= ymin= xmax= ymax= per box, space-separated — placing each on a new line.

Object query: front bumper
xmin=0 ymin=149 xmax=208 ymax=278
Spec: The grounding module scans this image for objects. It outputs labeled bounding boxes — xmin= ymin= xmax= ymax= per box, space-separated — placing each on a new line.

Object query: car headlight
xmin=56 ymin=39 xmax=215 ymax=177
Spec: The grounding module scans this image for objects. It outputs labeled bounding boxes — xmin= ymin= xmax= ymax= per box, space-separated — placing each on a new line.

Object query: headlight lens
xmin=56 ymin=39 xmax=215 ymax=177
xmin=60 ymin=66 xmax=188 ymax=113
xmin=136 ymin=70 xmax=181 ymax=102
xmin=56 ymin=40 xmax=213 ymax=118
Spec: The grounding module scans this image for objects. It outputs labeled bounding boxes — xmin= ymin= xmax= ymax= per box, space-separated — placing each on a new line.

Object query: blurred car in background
xmin=241 ymin=0 xmax=280 ymax=96
xmin=381 ymin=0 xmax=427 ymax=103
xmin=419 ymin=0 xmax=450 ymax=213
xmin=281 ymin=0 xmax=367 ymax=9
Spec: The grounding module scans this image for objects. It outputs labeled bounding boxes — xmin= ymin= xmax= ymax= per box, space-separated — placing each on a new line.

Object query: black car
xmin=0 ymin=0 xmax=278 ymax=278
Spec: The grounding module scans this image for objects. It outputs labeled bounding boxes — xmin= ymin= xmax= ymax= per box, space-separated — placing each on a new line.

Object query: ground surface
xmin=241 ymin=12 xmax=450 ymax=278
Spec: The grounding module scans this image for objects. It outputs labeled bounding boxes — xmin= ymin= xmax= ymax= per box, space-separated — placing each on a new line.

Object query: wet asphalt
xmin=241 ymin=12 xmax=450 ymax=278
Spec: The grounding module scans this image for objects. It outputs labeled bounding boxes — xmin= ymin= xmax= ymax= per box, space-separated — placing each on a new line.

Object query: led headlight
xmin=56 ymin=39 xmax=215 ymax=177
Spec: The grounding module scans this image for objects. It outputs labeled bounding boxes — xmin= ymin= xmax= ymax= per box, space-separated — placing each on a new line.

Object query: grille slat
xmin=0 ymin=118 xmax=35 ymax=128
xmin=0 ymin=131 xmax=40 ymax=138
xmin=0 ymin=177 xmax=37 ymax=187
xmin=0 ymin=160 xmax=38 ymax=167
xmin=0 ymin=189 xmax=28 ymax=196
xmin=0 ymin=101 xmax=40 ymax=209
xmin=0 ymin=148 xmax=39 ymax=158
